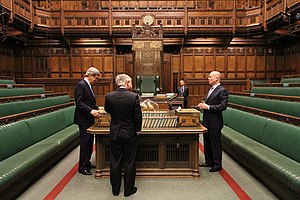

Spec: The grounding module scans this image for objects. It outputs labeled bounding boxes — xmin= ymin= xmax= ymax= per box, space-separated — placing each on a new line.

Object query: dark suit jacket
xmin=202 ymin=85 xmax=228 ymax=129
xmin=74 ymin=79 xmax=98 ymax=127
xmin=105 ymin=88 xmax=142 ymax=141
xmin=177 ymin=86 xmax=189 ymax=98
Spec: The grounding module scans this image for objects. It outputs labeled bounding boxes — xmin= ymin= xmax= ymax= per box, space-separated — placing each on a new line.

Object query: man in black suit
xmin=198 ymin=71 xmax=228 ymax=172
xmin=105 ymin=74 xmax=142 ymax=197
xmin=74 ymin=67 xmax=101 ymax=175
xmin=177 ymin=79 xmax=189 ymax=108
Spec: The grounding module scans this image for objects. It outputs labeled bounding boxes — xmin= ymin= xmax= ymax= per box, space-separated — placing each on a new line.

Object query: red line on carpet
xmin=199 ymin=143 xmax=251 ymax=200
xmin=44 ymin=145 xmax=96 ymax=200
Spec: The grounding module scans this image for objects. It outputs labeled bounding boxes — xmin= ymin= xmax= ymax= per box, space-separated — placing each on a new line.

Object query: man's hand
xmin=198 ymin=102 xmax=209 ymax=110
xmin=91 ymin=109 xmax=101 ymax=118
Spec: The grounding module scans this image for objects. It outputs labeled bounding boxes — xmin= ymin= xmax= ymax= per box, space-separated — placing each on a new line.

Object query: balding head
xmin=208 ymin=71 xmax=222 ymax=86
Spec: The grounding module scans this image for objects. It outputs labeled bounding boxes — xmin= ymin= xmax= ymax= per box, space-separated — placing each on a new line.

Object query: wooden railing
xmin=229 ymin=91 xmax=300 ymax=102
xmin=0 ymin=92 xmax=69 ymax=103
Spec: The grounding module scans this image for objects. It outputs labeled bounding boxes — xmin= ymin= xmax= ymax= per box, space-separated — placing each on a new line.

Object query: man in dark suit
xmin=198 ymin=71 xmax=228 ymax=172
xmin=177 ymin=79 xmax=189 ymax=108
xmin=74 ymin=67 xmax=101 ymax=175
xmin=105 ymin=74 xmax=142 ymax=197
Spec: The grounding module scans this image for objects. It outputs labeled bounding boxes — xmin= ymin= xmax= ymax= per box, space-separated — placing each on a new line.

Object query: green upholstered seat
xmin=222 ymin=108 xmax=300 ymax=199
xmin=229 ymin=95 xmax=300 ymax=118
xmin=251 ymin=87 xmax=300 ymax=96
xmin=0 ymin=95 xmax=71 ymax=118
xmin=0 ymin=106 xmax=79 ymax=199
xmin=281 ymin=78 xmax=300 ymax=83
xmin=0 ymin=88 xmax=45 ymax=97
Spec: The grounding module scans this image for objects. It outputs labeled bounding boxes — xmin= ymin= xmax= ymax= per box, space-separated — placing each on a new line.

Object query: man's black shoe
xmin=209 ymin=167 xmax=222 ymax=173
xmin=88 ymin=164 xmax=96 ymax=169
xmin=78 ymin=169 xmax=92 ymax=175
xmin=199 ymin=164 xmax=213 ymax=167
xmin=124 ymin=187 xmax=137 ymax=197
xmin=112 ymin=191 xmax=119 ymax=196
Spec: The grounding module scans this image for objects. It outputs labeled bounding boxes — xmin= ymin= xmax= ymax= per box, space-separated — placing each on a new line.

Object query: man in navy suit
xmin=177 ymin=79 xmax=189 ymax=108
xmin=105 ymin=74 xmax=142 ymax=197
xmin=198 ymin=71 xmax=228 ymax=172
xmin=74 ymin=67 xmax=101 ymax=175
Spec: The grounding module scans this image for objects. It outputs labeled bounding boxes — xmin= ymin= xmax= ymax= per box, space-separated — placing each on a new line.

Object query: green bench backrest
xmin=281 ymin=78 xmax=300 ymax=83
xmin=0 ymin=121 xmax=34 ymax=161
xmin=262 ymin=120 xmax=300 ymax=163
xmin=61 ymin=106 xmax=75 ymax=125
xmin=25 ymin=110 xmax=67 ymax=143
xmin=229 ymin=95 xmax=300 ymax=118
xmin=0 ymin=107 xmax=75 ymax=161
xmin=251 ymin=87 xmax=300 ymax=96
xmin=0 ymin=80 xmax=15 ymax=84
xmin=0 ymin=95 xmax=71 ymax=117
xmin=223 ymin=108 xmax=268 ymax=142
xmin=224 ymin=108 xmax=300 ymax=163
xmin=0 ymin=88 xmax=45 ymax=97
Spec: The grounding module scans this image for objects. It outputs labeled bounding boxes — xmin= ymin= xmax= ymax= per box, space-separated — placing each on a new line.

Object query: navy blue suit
xmin=105 ymin=87 xmax=142 ymax=195
xmin=202 ymin=85 xmax=228 ymax=168
xmin=177 ymin=86 xmax=189 ymax=108
xmin=74 ymin=79 xmax=98 ymax=172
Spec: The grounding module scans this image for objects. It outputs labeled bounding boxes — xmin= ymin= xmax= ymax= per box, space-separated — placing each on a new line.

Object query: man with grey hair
xmin=105 ymin=74 xmax=142 ymax=197
xmin=74 ymin=67 xmax=101 ymax=175
xmin=198 ymin=71 xmax=228 ymax=172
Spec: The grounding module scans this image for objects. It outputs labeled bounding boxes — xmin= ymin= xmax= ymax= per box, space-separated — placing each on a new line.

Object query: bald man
xmin=198 ymin=71 xmax=228 ymax=172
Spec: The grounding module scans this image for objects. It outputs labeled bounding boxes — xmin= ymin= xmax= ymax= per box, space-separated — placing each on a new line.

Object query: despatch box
xmin=175 ymin=108 xmax=200 ymax=127
xmin=94 ymin=109 xmax=111 ymax=127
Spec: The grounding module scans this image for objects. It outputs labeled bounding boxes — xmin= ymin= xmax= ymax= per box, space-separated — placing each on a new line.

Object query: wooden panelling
xmin=83 ymin=57 xmax=92 ymax=71
xmin=171 ymin=56 xmax=180 ymax=72
xmin=216 ymin=56 xmax=225 ymax=72
xmin=50 ymin=56 xmax=60 ymax=72
xmin=72 ymin=57 xmax=82 ymax=72
xmin=116 ymin=55 xmax=125 ymax=72
xmin=103 ymin=56 xmax=113 ymax=72
xmin=183 ymin=56 xmax=193 ymax=72
xmin=94 ymin=57 xmax=103 ymax=71
xmin=61 ymin=57 xmax=70 ymax=72
xmin=205 ymin=56 xmax=215 ymax=71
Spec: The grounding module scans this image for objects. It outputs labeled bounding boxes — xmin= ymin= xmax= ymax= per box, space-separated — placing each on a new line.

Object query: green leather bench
xmin=281 ymin=78 xmax=300 ymax=83
xmin=251 ymin=87 xmax=300 ymax=96
xmin=0 ymin=95 xmax=71 ymax=117
xmin=0 ymin=80 xmax=15 ymax=84
xmin=0 ymin=106 xmax=79 ymax=200
xmin=221 ymin=108 xmax=300 ymax=199
xmin=228 ymin=95 xmax=300 ymax=118
xmin=0 ymin=88 xmax=45 ymax=97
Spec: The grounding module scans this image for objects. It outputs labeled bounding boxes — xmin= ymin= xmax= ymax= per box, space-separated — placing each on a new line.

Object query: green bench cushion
xmin=223 ymin=108 xmax=268 ymax=142
xmin=0 ymin=95 xmax=71 ymax=117
xmin=229 ymin=95 xmax=300 ymax=118
xmin=0 ymin=121 xmax=34 ymax=161
xmin=281 ymin=78 xmax=300 ymax=83
xmin=0 ymin=88 xmax=45 ymax=97
xmin=262 ymin=120 xmax=300 ymax=163
xmin=0 ymin=80 xmax=14 ymax=84
xmin=25 ymin=110 xmax=67 ymax=143
xmin=222 ymin=127 xmax=300 ymax=194
xmin=251 ymin=87 xmax=300 ymax=96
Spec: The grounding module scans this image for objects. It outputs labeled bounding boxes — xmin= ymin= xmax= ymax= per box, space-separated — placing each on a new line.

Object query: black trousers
xmin=78 ymin=126 xmax=94 ymax=171
xmin=203 ymin=127 xmax=222 ymax=168
xmin=110 ymin=134 xmax=137 ymax=194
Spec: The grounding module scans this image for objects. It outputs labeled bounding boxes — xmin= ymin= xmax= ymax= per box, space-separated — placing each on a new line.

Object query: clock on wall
xmin=143 ymin=15 xmax=154 ymax=25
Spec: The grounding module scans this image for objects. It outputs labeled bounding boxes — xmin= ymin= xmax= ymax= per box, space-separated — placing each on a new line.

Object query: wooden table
xmin=87 ymin=125 xmax=207 ymax=178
